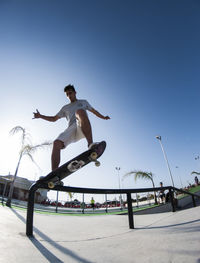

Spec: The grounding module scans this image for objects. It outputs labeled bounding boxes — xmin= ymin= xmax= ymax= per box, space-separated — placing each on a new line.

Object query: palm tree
xmin=123 ymin=170 xmax=158 ymax=204
xmin=6 ymin=126 xmax=52 ymax=207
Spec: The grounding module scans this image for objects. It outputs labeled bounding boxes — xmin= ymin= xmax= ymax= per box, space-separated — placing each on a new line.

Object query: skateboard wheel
xmin=48 ymin=182 xmax=55 ymax=189
xmin=95 ymin=161 xmax=101 ymax=167
xmin=90 ymin=152 xmax=98 ymax=160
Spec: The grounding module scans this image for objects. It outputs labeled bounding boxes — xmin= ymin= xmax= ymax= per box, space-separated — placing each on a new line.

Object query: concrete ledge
xmin=133 ymin=190 xmax=200 ymax=215
xmin=177 ymin=190 xmax=200 ymax=208
xmin=134 ymin=202 xmax=172 ymax=215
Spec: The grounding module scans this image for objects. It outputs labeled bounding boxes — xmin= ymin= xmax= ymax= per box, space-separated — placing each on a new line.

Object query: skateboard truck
xmin=90 ymin=152 xmax=101 ymax=167
xmin=48 ymin=178 xmax=64 ymax=189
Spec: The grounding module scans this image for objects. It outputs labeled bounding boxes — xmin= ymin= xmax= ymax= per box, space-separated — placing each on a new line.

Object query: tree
xmin=6 ymin=126 xmax=52 ymax=207
xmin=123 ymin=170 xmax=158 ymax=204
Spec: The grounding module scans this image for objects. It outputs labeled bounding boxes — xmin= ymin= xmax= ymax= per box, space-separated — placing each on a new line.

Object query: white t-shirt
xmin=56 ymin=99 xmax=93 ymax=127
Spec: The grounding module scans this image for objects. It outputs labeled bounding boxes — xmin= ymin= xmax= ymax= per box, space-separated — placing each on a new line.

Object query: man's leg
xmin=76 ymin=109 xmax=93 ymax=147
xmin=51 ymin=140 xmax=64 ymax=171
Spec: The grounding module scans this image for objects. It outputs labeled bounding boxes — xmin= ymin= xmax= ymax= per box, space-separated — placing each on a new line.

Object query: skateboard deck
xmin=37 ymin=141 xmax=106 ymax=189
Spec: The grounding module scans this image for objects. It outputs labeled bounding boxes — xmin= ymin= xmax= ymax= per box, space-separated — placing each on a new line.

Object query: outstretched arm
xmin=33 ymin=109 xmax=60 ymax=122
xmin=89 ymin=108 xmax=110 ymax=120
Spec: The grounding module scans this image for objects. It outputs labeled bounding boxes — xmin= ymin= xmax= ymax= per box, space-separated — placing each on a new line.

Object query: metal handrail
xmin=26 ymin=182 xmax=200 ymax=236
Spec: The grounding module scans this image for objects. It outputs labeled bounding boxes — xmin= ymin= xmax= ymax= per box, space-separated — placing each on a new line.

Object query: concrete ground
xmin=0 ymin=204 xmax=200 ymax=263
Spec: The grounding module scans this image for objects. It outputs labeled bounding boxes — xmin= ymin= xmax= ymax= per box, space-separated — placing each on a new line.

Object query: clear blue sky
xmin=0 ymin=0 xmax=200 ymax=202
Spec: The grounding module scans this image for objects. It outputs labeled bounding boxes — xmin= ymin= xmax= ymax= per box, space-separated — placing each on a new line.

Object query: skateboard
xmin=37 ymin=141 xmax=106 ymax=189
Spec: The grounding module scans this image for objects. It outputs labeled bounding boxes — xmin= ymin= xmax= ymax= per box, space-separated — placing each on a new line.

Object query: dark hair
xmin=64 ymin=84 xmax=75 ymax=93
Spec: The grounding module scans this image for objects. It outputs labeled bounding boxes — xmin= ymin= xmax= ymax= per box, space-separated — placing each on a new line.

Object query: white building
xmin=0 ymin=174 xmax=48 ymax=203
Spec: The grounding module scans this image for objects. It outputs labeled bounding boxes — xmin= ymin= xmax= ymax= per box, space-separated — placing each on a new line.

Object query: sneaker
xmin=88 ymin=142 xmax=99 ymax=150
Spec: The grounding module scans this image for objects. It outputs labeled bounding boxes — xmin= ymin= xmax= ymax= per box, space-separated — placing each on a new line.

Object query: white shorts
xmin=56 ymin=123 xmax=85 ymax=148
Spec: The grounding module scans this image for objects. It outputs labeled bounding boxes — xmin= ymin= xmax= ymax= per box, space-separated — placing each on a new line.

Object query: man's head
xmin=64 ymin=84 xmax=75 ymax=93
xmin=64 ymin=84 xmax=77 ymax=102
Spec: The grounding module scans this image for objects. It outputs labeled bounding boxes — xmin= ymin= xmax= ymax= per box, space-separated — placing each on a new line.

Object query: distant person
xmin=194 ymin=176 xmax=199 ymax=186
xmin=91 ymin=197 xmax=95 ymax=210
xmin=158 ymin=182 xmax=165 ymax=204
xmin=33 ymin=84 xmax=110 ymax=170
xmin=165 ymin=191 xmax=169 ymax=203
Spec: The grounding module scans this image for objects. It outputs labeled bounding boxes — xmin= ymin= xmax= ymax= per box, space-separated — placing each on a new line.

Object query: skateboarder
xmin=33 ymin=84 xmax=110 ymax=171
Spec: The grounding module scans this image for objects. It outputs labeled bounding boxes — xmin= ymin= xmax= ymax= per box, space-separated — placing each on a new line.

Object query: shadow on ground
xmin=10 ymin=208 xmax=92 ymax=263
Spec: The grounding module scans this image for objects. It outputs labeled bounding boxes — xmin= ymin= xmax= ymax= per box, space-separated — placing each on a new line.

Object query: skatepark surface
xmin=0 ymin=204 xmax=200 ymax=263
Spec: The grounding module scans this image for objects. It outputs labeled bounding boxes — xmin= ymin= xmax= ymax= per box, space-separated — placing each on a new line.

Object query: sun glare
xmin=0 ymin=134 xmax=20 ymax=175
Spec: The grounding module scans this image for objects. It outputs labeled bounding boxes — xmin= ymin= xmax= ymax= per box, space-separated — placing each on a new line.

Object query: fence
xmin=26 ymin=182 xmax=200 ymax=236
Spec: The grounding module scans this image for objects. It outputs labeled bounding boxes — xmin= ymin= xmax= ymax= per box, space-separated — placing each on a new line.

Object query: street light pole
xmin=115 ymin=167 xmax=122 ymax=209
xmin=155 ymin=135 xmax=175 ymax=188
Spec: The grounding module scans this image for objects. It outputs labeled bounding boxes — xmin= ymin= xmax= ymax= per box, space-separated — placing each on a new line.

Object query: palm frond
xmin=21 ymin=141 xmax=52 ymax=170
xmin=191 ymin=171 xmax=200 ymax=175
xmin=10 ymin=126 xmax=31 ymax=147
xmin=25 ymin=152 xmax=42 ymax=171
xmin=25 ymin=152 xmax=35 ymax=163
xmin=134 ymin=171 xmax=153 ymax=182
xmin=20 ymin=141 xmax=52 ymax=155
xmin=9 ymin=126 xmax=25 ymax=135
xmin=20 ymin=145 xmax=32 ymax=156
xmin=123 ymin=170 xmax=153 ymax=182
xmin=28 ymin=141 xmax=53 ymax=154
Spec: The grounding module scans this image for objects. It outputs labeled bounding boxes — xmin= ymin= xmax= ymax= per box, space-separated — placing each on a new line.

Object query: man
xmin=33 ymin=84 xmax=110 ymax=171
xmin=158 ymin=182 xmax=165 ymax=204
xmin=90 ymin=197 xmax=95 ymax=211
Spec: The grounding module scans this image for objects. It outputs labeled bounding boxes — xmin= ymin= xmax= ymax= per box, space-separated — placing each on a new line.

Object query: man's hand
xmin=32 ymin=110 xmax=60 ymax=122
xmin=89 ymin=108 xmax=111 ymax=120
xmin=33 ymin=109 xmax=41 ymax=119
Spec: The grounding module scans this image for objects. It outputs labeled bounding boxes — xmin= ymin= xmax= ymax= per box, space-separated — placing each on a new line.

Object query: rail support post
xmin=192 ymin=195 xmax=196 ymax=207
xmin=127 ymin=193 xmax=134 ymax=229
xmin=26 ymin=183 xmax=38 ymax=237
